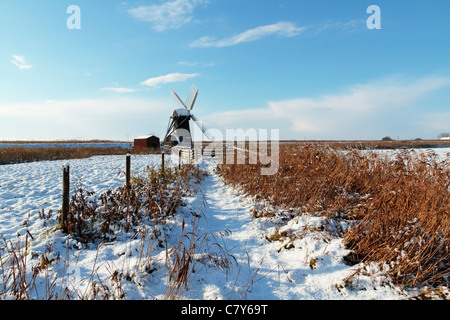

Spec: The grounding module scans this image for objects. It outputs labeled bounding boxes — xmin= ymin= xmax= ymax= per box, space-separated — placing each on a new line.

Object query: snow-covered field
xmin=1 ymin=149 xmax=448 ymax=300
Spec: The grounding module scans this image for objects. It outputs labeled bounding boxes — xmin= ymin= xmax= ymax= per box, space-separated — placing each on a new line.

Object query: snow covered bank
xmin=0 ymin=154 xmax=165 ymax=242
xmin=1 ymin=151 xmax=444 ymax=299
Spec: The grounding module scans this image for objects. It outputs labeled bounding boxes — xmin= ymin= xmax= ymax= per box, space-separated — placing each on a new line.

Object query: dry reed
xmin=218 ymin=144 xmax=450 ymax=290
xmin=0 ymin=146 xmax=160 ymax=165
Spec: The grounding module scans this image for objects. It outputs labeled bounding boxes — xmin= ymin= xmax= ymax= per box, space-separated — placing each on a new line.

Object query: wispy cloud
xmin=190 ymin=21 xmax=306 ymax=48
xmin=128 ymin=0 xmax=208 ymax=31
xmin=177 ymin=60 xmax=216 ymax=67
xmin=190 ymin=18 xmax=366 ymax=48
xmin=10 ymin=55 xmax=32 ymax=70
xmin=314 ymin=19 xmax=366 ymax=35
xmin=101 ymin=87 xmax=137 ymax=94
xmin=141 ymin=72 xmax=199 ymax=87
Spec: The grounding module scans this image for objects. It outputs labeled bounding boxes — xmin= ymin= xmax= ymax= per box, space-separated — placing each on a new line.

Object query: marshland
xmin=0 ymin=141 xmax=449 ymax=300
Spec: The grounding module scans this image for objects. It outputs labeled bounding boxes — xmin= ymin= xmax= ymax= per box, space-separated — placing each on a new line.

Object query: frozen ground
xmin=1 ymin=149 xmax=448 ymax=300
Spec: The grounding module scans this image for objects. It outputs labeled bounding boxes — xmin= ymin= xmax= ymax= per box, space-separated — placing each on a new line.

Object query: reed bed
xmin=0 ymin=146 xmax=124 ymax=165
xmin=0 ymin=146 xmax=159 ymax=165
xmin=218 ymin=144 xmax=450 ymax=291
xmin=280 ymin=139 xmax=450 ymax=150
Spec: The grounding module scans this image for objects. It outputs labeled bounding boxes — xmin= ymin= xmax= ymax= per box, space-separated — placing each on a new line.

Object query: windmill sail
xmin=191 ymin=113 xmax=210 ymax=140
xmin=171 ymin=89 xmax=188 ymax=110
xmin=164 ymin=86 xmax=210 ymax=148
xmin=185 ymin=86 xmax=199 ymax=111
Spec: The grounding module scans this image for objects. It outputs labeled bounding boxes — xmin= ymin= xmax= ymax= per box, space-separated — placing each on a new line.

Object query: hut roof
xmin=134 ymin=135 xmax=159 ymax=140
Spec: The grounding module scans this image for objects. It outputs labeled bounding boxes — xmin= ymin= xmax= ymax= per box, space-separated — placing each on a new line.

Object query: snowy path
xmin=181 ymin=164 xmax=409 ymax=300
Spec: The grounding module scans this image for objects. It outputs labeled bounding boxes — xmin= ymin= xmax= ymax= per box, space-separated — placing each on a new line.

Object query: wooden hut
xmin=134 ymin=135 xmax=160 ymax=150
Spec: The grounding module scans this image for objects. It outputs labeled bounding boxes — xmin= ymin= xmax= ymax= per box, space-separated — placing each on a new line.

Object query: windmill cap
xmin=174 ymin=108 xmax=190 ymax=116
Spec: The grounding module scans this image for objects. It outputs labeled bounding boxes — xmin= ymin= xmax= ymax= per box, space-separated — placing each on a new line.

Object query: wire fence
xmin=0 ymin=145 xmax=253 ymax=235
xmin=0 ymin=149 xmax=221 ymax=223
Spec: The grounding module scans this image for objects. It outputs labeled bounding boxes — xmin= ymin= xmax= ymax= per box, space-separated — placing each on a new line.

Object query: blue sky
xmin=1 ymin=0 xmax=450 ymax=141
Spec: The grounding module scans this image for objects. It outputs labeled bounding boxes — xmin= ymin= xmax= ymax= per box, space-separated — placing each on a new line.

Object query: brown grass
xmin=198 ymin=139 xmax=450 ymax=151
xmin=217 ymin=144 xmax=450 ymax=290
xmin=279 ymin=139 xmax=450 ymax=150
xmin=0 ymin=146 xmax=160 ymax=165
xmin=0 ymin=139 xmax=128 ymax=144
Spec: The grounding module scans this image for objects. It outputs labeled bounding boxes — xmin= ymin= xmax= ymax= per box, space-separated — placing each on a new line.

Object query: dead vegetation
xmin=0 ymin=146 xmax=124 ymax=165
xmin=217 ymin=144 xmax=450 ymax=291
xmin=0 ymin=164 xmax=211 ymax=300
xmin=0 ymin=146 xmax=160 ymax=165
xmin=280 ymin=139 xmax=450 ymax=150
xmin=60 ymin=164 xmax=204 ymax=244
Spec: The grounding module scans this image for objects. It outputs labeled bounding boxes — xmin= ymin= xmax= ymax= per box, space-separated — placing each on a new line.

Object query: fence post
xmin=61 ymin=164 xmax=70 ymax=232
xmin=161 ymin=152 xmax=165 ymax=176
xmin=126 ymin=153 xmax=131 ymax=189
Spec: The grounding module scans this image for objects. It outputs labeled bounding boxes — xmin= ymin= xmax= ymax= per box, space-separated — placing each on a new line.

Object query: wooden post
xmin=61 ymin=164 xmax=70 ymax=231
xmin=126 ymin=154 xmax=131 ymax=189
xmin=161 ymin=152 xmax=165 ymax=176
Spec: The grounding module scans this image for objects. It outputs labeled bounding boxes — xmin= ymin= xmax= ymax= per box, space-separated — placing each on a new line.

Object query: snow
xmin=176 ymin=165 xmax=409 ymax=300
xmin=134 ymin=135 xmax=158 ymax=140
xmin=174 ymin=108 xmax=191 ymax=117
xmin=0 ymin=155 xmax=158 ymax=239
xmin=2 ymin=149 xmax=448 ymax=300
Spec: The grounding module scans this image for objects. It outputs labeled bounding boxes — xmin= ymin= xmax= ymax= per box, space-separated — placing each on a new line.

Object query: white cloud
xmin=10 ymin=55 xmax=32 ymax=70
xmin=203 ymin=75 xmax=450 ymax=140
xmin=101 ymin=87 xmax=137 ymax=93
xmin=189 ymin=18 xmax=366 ymax=49
xmin=141 ymin=72 xmax=199 ymax=87
xmin=0 ymin=97 xmax=170 ymax=140
xmin=189 ymin=21 xmax=306 ymax=48
xmin=128 ymin=0 xmax=208 ymax=31
xmin=0 ymin=98 xmax=154 ymax=117
xmin=270 ymin=75 xmax=450 ymax=116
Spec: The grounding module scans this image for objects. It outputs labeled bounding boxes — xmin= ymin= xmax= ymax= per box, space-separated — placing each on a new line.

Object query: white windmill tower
xmin=163 ymin=85 xmax=210 ymax=149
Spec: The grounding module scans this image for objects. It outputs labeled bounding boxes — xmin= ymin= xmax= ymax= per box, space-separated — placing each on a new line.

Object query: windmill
xmin=163 ymin=85 xmax=210 ymax=149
